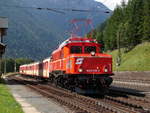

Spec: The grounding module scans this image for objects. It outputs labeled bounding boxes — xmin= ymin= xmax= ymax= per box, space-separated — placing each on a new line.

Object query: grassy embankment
xmin=0 ymin=78 xmax=24 ymax=113
xmin=109 ymin=42 xmax=150 ymax=71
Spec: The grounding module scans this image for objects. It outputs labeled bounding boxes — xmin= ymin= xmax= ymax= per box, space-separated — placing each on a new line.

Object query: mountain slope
xmin=0 ymin=0 xmax=111 ymax=60
xmin=109 ymin=42 xmax=150 ymax=71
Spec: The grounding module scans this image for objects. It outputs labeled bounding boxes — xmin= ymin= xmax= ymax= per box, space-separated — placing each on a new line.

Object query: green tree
xmin=143 ymin=0 xmax=150 ymax=41
xmin=126 ymin=0 xmax=144 ymax=48
xmin=91 ymin=0 xmax=149 ymax=52
xmin=103 ymin=6 xmax=124 ymax=50
xmin=1 ymin=58 xmax=33 ymax=73
xmin=15 ymin=58 xmax=34 ymax=72
xmin=2 ymin=59 xmax=15 ymax=73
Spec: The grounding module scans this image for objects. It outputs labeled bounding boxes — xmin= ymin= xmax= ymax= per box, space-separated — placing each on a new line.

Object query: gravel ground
xmin=113 ymin=71 xmax=150 ymax=80
xmin=5 ymin=78 xmax=70 ymax=113
xmin=112 ymin=71 xmax=150 ymax=97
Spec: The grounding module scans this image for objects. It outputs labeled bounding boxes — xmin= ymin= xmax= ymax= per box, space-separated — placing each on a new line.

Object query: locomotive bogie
xmin=50 ymin=74 xmax=113 ymax=95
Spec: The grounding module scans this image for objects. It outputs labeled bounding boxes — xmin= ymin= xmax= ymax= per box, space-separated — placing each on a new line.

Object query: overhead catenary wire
xmin=62 ymin=8 xmax=110 ymax=13
xmin=0 ymin=5 xmax=66 ymax=14
xmin=0 ymin=5 xmax=111 ymax=14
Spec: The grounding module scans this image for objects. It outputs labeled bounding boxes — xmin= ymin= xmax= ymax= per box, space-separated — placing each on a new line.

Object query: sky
xmin=95 ymin=0 xmax=128 ymax=10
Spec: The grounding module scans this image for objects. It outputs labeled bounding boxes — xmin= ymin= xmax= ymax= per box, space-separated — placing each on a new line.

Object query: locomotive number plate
xmin=86 ymin=69 xmax=100 ymax=72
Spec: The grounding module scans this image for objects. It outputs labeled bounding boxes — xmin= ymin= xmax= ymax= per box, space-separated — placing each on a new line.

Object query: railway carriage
xmin=20 ymin=62 xmax=40 ymax=77
xmin=32 ymin=62 xmax=40 ymax=76
xmin=20 ymin=64 xmax=27 ymax=75
xmin=41 ymin=57 xmax=50 ymax=78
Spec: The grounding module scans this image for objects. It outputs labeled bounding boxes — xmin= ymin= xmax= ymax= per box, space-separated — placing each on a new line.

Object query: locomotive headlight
xmin=104 ymin=68 xmax=108 ymax=72
xmin=91 ymin=51 xmax=95 ymax=56
xmin=78 ymin=68 xmax=83 ymax=72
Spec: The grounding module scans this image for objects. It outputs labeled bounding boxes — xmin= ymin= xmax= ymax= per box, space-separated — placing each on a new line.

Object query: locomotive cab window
xmin=85 ymin=46 xmax=96 ymax=53
xmin=70 ymin=46 xmax=82 ymax=54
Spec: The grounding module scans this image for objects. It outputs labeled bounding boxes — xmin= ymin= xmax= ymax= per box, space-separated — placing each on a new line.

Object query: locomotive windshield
xmin=70 ymin=46 xmax=97 ymax=54
xmin=85 ymin=46 xmax=96 ymax=53
xmin=70 ymin=46 xmax=82 ymax=53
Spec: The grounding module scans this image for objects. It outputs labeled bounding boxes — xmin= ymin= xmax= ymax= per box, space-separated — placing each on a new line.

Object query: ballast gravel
xmin=5 ymin=78 xmax=70 ymax=113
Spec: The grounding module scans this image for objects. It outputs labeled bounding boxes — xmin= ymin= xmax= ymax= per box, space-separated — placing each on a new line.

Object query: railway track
xmin=112 ymin=82 xmax=150 ymax=92
xmin=7 ymin=75 xmax=150 ymax=113
xmin=111 ymin=78 xmax=150 ymax=98
xmin=105 ymin=94 xmax=150 ymax=112
xmin=113 ymin=72 xmax=150 ymax=82
xmin=113 ymin=78 xmax=150 ymax=86
xmin=108 ymin=87 xmax=150 ymax=112
xmin=113 ymin=72 xmax=150 ymax=86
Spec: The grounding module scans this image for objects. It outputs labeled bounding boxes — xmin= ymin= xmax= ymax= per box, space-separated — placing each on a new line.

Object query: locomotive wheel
xmin=54 ymin=75 xmax=64 ymax=87
xmin=49 ymin=74 xmax=55 ymax=83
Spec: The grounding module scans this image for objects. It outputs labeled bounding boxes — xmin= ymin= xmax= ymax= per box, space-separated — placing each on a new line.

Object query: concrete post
xmin=0 ymin=31 xmax=2 ymax=77
xmin=0 ymin=17 xmax=8 ymax=77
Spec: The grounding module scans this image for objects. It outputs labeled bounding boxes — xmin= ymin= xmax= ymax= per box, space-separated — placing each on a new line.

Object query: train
xmin=19 ymin=37 xmax=113 ymax=95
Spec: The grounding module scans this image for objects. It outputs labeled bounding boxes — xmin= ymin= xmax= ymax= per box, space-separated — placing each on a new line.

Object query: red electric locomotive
xmin=20 ymin=37 xmax=113 ymax=95
xmin=48 ymin=37 xmax=113 ymax=94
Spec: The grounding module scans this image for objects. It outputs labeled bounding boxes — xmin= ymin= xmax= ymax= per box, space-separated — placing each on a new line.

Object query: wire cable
xmin=0 ymin=5 xmax=66 ymax=14
xmin=0 ymin=5 xmax=110 ymax=14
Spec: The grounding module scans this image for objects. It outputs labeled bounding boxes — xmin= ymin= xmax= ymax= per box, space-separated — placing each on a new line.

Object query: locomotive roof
xmin=43 ymin=57 xmax=50 ymax=62
xmin=59 ymin=37 xmax=98 ymax=49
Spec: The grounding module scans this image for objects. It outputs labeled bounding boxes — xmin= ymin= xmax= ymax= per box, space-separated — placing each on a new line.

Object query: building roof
xmin=0 ymin=42 xmax=6 ymax=47
xmin=0 ymin=17 xmax=8 ymax=28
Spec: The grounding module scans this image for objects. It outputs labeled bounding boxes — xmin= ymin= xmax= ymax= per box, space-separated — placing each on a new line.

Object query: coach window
xmin=85 ymin=46 xmax=96 ymax=53
xmin=70 ymin=46 xmax=82 ymax=54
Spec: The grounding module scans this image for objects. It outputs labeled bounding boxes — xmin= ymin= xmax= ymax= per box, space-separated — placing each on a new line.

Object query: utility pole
xmin=14 ymin=59 xmax=16 ymax=72
xmin=0 ymin=30 xmax=4 ymax=76
xmin=4 ymin=55 xmax=6 ymax=74
xmin=0 ymin=17 xmax=8 ymax=78
xmin=117 ymin=30 xmax=121 ymax=67
xmin=116 ymin=24 xmax=123 ymax=71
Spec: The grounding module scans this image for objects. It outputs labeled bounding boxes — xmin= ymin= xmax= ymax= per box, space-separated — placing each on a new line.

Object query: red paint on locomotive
xmin=49 ymin=37 xmax=113 ymax=75
xmin=19 ymin=37 xmax=113 ymax=95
